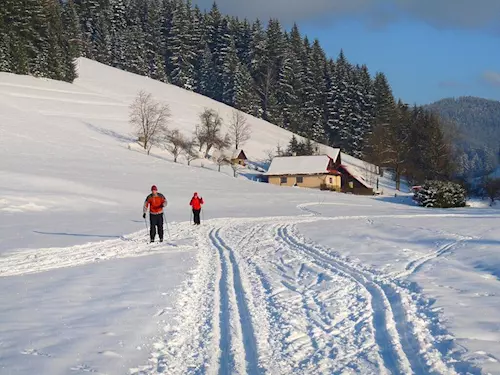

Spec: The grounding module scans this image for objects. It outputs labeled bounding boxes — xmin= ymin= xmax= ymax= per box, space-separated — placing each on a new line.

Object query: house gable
xmin=231 ymin=149 xmax=247 ymax=160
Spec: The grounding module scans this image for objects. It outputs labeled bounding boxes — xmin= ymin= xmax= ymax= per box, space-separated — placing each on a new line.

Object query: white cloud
xmin=482 ymin=71 xmax=500 ymax=87
xmin=192 ymin=0 xmax=500 ymax=29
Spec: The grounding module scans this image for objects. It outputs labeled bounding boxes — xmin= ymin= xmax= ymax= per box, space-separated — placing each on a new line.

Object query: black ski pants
xmin=193 ymin=209 xmax=201 ymax=225
xmin=150 ymin=213 xmax=164 ymax=241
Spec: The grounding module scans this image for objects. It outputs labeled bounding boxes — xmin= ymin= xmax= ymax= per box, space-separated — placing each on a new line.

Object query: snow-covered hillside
xmin=1 ymin=59 xmax=499 ymax=375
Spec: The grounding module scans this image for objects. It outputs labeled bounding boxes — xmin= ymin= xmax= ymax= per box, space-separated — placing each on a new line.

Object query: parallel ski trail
xmin=209 ymin=228 xmax=261 ymax=375
xmin=210 ymin=228 xmax=233 ymax=375
xmin=277 ymin=224 xmax=411 ymax=375
xmin=279 ymin=223 xmax=457 ymax=375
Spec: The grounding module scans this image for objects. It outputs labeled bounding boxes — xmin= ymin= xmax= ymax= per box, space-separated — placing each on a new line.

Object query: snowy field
xmin=1 ymin=59 xmax=500 ymax=374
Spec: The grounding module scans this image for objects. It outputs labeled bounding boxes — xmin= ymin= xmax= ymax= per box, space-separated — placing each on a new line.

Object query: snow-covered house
xmin=265 ymin=152 xmax=342 ymax=190
xmin=231 ymin=149 xmax=247 ymax=166
xmin=337 ymin=164 xmax=374 ymax=195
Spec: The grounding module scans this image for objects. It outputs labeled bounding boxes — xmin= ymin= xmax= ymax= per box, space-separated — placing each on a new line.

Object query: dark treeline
xmin=0 ymin=0 xmax=79 ymax=82
xmin=0 ymin=0 xmax=456 ymax=187
xmin=426 ymin=96 xmax=500 ymax=179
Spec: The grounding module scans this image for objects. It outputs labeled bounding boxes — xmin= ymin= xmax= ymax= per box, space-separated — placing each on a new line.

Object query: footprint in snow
xmin=21 ymin=348 xmax=51 ymax=357
xmin=70 ymin=364 xmax=97 ymax=372
xmin=154 ymin=307 xmax=172 ymax=317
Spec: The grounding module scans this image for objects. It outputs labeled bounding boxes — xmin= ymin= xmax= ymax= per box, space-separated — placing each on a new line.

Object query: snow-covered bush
xmin=414 ymin=180 xmax=466 ymax=208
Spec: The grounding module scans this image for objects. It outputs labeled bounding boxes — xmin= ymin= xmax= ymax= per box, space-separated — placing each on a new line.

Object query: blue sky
xmin=300 ymin=17 xmax=500 ymax=105
xmin=192 ymin=0 xmax=500 ymax=105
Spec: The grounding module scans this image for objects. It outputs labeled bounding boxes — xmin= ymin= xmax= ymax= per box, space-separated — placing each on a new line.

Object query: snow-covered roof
xmin=231 ymin=149 xmax=246 ymax=159
xmin=265 ymin=154 xmax=338 ymax=176
xmin=340 ymin=164 xmax=373 ymax=189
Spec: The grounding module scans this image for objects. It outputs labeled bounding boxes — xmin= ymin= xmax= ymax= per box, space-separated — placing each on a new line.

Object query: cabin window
xmin=280 ymin=177 xmax=287 ymax=184
xmin=296 ymin=176 xmax=303 ymax=183
xmin=329 ymin=177 xmax=333 ymax=183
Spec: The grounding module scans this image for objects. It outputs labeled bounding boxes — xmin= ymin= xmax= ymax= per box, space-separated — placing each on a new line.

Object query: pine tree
xmin=144 ymin=0 xmax=167 ymax=82
xmin=276 ymin=39 xmax=295 ymax=130
xmin=343 ymin=65 xmax=363 ymax=155
xmin=326 ymin=50 xmax=351 ymax=148
xmin=213 ymin=17 xmax=233 ymax=101
xmin=198 ymin=43 xmax=215 ymax=97
xmin=303 ymin=39 xmax=327 ymax=142
xmin=357 ymin=64 xmax=375 ymax=157
xmin=235 ymin=18 xmax=252 ymax=66
xmin=107 ymin=0 xmax=127 ymax=69
xmin=234 ymin=62 xmax=259 ymax=115
xmin=167 ymin=0 xmax=194 ymax=88
xmin=61 ymin=0 xmax=82 ymax=67
xmin=205 ymin=2 xmax=222 ymax=53
xmin=45 ymin=0 xmax=67 ymax=81
xmin=251 ymin=19 xmax=285 ymax=123
xmin=221 ymin=37 xmax=239 ymax=106
xmin=249 ymin=19 xmax=266 ymax=119
xmin=191 ymin=5 xmax=206 ymax=91
xmin=25 ymin=0 xmax=50 ymax=76
xmin=283 ymin=23 xmax=306 ymax=133
xmin=122 ymin=2 xmax=147 ymax=76
xmin=262 ymin=19 xmax=285 ymax=125
xmin=0 ymin=1 xmax=12 ymax=72
xmin=265 ymin=19 xmax=286 ymax=79
xmin=6 ymin=0 xmax=29 ymax=75
xmin=287 ymin=135 xmax=300 ymax=155
xmin=76 ymin=0 xmax=105 ymax=60
xmin=366 ymin=71 xmax=397 ymax=165
xmin=0 ymin=33 xmax=10 ymax=72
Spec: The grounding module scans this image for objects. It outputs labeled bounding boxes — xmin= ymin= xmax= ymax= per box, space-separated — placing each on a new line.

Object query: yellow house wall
xmin=268 ymin=174 xmax=341 ymax=190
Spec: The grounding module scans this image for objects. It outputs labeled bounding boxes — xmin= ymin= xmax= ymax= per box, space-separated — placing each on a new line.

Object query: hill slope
xmin=1 ymin=57 xmax=500 ymax=375
xmin=0 ymin=57 xmax=386 ymax=253
xmin=426 ymin=96 xmax=500 ymax=177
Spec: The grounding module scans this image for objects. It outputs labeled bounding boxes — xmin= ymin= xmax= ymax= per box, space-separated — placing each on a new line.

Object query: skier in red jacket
xmin=143 ymin=185 xmax=167 ymax=242
xmin=190 ymin=192 xmax=204 ymax=225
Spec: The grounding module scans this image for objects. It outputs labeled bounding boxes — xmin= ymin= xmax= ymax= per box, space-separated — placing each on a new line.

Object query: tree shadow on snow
xmin=33 ymin=230 xmax=122 ymax=239
xmin=84 ymin=122 xmax=136 ymax=144
xmin=375 ymin=195 xmax=419 ymax=207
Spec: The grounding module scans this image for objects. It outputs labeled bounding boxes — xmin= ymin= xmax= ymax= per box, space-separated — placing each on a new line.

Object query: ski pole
xmin=190 ymin=210 xmax=193 ymax=224
xmin=163 ymin=213 xmax=171 ymax=238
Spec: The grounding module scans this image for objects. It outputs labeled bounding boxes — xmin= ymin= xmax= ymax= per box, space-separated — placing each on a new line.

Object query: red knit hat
xmin=151 ymin=185 xmax=157 ymax=191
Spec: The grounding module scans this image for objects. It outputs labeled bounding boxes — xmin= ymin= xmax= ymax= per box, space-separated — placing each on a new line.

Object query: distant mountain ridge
xmin=425 ymin=96 xmax=500 ymax=178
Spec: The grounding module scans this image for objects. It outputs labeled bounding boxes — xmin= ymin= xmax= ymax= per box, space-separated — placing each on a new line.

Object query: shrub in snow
xmin=414 ymin=180 xmax=466 ymax=208
xmin=483 ymin=178 xmax=500 ymax=205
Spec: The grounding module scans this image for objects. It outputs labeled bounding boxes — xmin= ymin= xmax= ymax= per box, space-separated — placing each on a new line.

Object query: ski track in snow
xmin=210 ymin=228 xmax=261 ymax=375
xmin=2 ymin=210 xmax=487 ymax=374
xmin=0 ymin=223 xmax=194 ymax=277
xmin=127 ymin=213 xmax=469 ymax=374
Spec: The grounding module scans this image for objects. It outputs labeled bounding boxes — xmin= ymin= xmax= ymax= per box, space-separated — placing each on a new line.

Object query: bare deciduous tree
xmin=182 ymin=138 xmax=199 ymax=166
xmin=193 ymin=125 xmax=206 ymax=152
xmin=198 ymin=108 xmax=224 ymax=157
xmin=130 ymin=90 xmax=170 ymax=155
xmin=164 ymin=128 xmax=188 ymax=162
xmin=231 ymin=162 xmax=243 ymax=177
xmin=229 ymin=109 xmax=251 ymax=150
xmin=213 ymin=134 xmax=231 ymax=172
xmin=264 ymin=148 xmax=276 ymax=164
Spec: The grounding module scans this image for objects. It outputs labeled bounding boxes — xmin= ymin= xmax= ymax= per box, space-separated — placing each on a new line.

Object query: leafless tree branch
xmin=130 ymin=90 xmax=170 ymax=155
